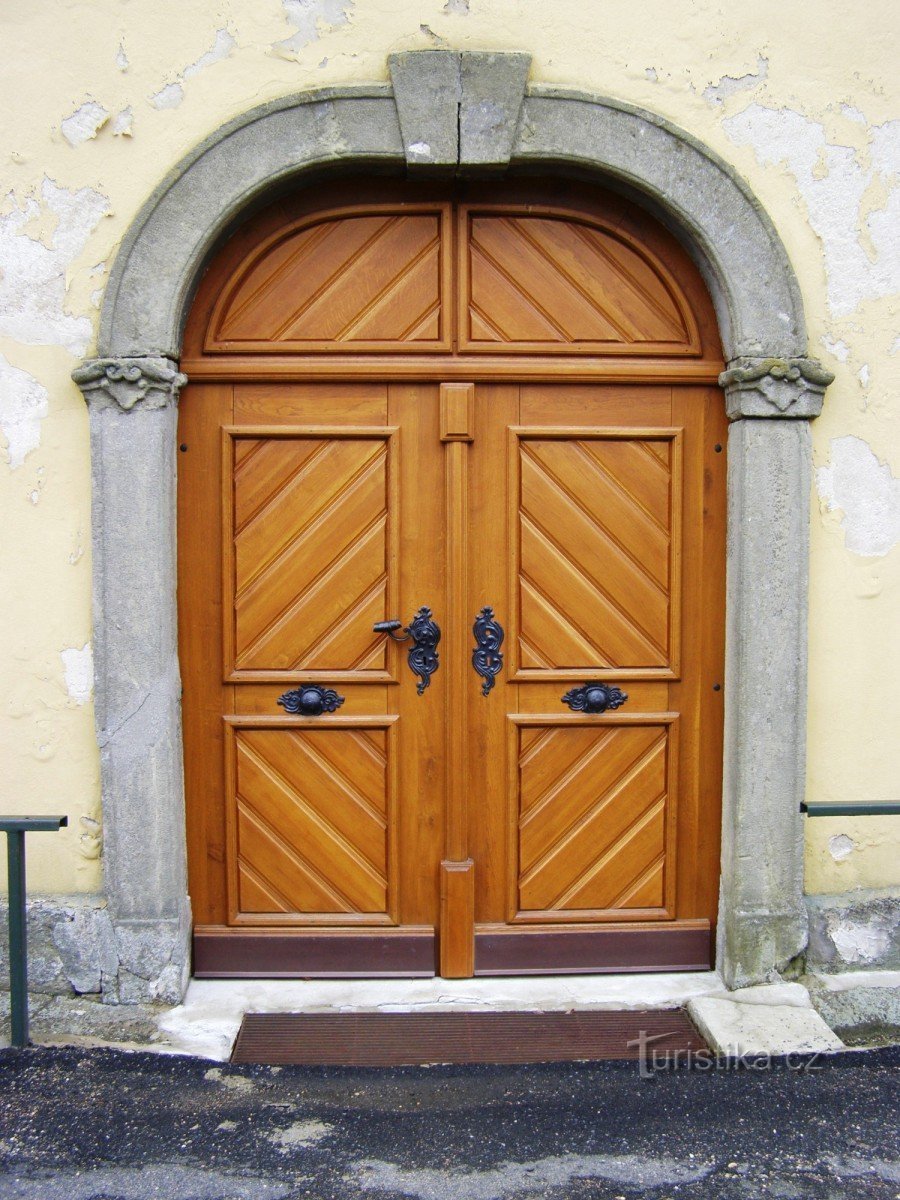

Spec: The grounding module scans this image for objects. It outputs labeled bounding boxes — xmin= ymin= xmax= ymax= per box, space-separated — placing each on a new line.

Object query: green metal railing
xmin=2 ymin=816 xmax=68 ymax=1049
xmin=801 ymin=801 xmax=900 ymax=817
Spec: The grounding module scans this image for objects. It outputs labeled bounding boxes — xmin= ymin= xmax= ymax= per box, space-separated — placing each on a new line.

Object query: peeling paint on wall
xmin=111 ymin=108 xmax=134 ymax=138
xmin=183 ymin=29 xmax=236 ymax=80
xmin=149 ymin=29 xmax=236 ymax=110
xmin=60 ymin=644 xmax=94 ymax=706
xmin=723 ymin=105 xmax=900 ymax=317
xmin=821 ymin=335 xmax=850 ymax=363
xmin=61 ymin=101 xmax=110 ymax=147
xmin=0 ymin=353 xmax=49 ymax=469
xmin=0 ymin=177 xmax=110 ymax=355
xmin=829 ymin=834 xmax=856 ymax=862
xmin=79 ymin=815 xmax=102 ymax=860
xmin=277 ymin=0 xmax=354 ymax=54
xmin=816 ymin=436 xmax=900 ymax=557
xmin=703 ymin=55 xmax=768 ymax=106
xmin=150 ymin=83 xmax=185 ymax=110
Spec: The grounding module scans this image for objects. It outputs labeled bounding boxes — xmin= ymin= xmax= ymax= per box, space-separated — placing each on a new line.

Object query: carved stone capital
xmin=73 ymin=356 xmax=187 ymax=412
xmin=719 ymin=357 xmax=834 ymax=420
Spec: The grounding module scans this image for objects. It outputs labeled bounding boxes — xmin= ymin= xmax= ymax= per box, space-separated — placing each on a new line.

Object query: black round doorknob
xmin=584 ymin=686 xmax=610 ymax=712
xmin=298 ymin=688 xmax=325 ymax=715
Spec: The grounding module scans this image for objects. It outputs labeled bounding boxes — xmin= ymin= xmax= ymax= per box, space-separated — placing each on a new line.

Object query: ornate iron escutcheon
xmin=405 ymin=606 xmax=441 ymax=695
xmin=277 ymin=686 xmax=345 ymax=716
xmin=472 ymin=606 xmax=504 ymax=696
xmin=373 ymin=607 xmax=441 ymax=695
xmin=561 ymin=683 xmax=628 ymax=714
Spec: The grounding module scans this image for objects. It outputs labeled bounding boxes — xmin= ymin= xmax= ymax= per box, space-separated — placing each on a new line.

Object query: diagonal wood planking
xmin=518 ymin=438 xmax=672 ymax=669
xmin=236 ymin=728 xmax=388 ymax=915
xmin=467 ymin=215 xmax=691 ymax=348
xmin=233 ymin=437 xmax=389 ymax=671
xmin=213 ymin=214 xmax=444 ymax=346
xmin=518 ymin=725 xmax=668 ymax=913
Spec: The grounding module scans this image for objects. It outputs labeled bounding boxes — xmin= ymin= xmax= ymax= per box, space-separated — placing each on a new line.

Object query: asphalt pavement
xmin=0 ymin=1044 xmax=897 ymax=1199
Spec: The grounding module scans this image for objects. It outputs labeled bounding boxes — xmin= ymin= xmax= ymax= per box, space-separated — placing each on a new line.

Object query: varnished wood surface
xmin=184 ymin=177 xmax=722 ymax=363
xmin=179 ymin=178 xmax=726 ymax=977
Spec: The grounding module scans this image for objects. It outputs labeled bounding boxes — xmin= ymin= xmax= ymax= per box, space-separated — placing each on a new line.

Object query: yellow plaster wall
xmin=0 ymin=0 xmax=897 ymax=895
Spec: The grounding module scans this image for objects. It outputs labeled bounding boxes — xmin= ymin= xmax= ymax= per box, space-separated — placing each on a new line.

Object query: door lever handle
xmin=373 ymin=620 xmax=406 ymax=640
xmin=373 ymin=607 xmax=441 ymax=694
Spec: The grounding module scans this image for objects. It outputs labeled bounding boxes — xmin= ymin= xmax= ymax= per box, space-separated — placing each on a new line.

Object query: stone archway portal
xmin=74 ymin=51 xmax=832 ymax=1002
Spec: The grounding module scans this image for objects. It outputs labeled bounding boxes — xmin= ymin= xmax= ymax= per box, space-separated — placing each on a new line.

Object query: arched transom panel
xmin=200 ymin=188 xmax=707 ymax=357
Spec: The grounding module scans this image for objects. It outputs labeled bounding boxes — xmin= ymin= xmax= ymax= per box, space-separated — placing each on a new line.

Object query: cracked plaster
xmin=0 ymin=177 xmax=110 ymax=356
xmin=816 ymin=435 xmax=900 ymax=557
xmin=723 ymin=105 xmax=900 ymax=319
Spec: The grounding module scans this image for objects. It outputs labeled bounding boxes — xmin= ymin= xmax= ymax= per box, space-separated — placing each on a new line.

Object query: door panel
xmin=469 ymin=382 xmax=725 ymax=974
xmin=207 ymin=205 xmax=453 ymax=353
xmin=228 ymin=722 xmax=394 ymax=922
xmin=513 ymin=429 xmax=680 ymax=673
xmin=225 ymin=428 xmax=397 ymax=678
xmin=458 ymin=208 xmax=701 ymax=355
xmin=513 ymin=718 xmax=677 ymax=918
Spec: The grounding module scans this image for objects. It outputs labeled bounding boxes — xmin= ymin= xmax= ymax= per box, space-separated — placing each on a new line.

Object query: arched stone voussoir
xmin=100 ymin=88 xmax=405 ymax=359
xmin=99 ymin=66 xmax=809 ymax=366
xmin=514 ymin=89 xmax=808 ymax=361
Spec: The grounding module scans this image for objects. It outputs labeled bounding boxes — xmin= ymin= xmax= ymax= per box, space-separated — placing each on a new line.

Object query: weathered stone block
xmin=459 ymin=52 xmax=530 ymax=169
xmin=0 ymin=896 xmax=115 ymax=997
xmin=806 ymin=888 xmax=900 ymax=971
xmin=389 ymin=51 xmax=460 ymax=171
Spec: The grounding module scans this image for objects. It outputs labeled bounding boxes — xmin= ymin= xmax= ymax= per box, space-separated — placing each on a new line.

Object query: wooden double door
xmin=179 ymin=180 xmax=727 ymax=978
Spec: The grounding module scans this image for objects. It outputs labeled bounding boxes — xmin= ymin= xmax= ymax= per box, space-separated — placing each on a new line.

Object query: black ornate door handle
xmin=277 ymin=685 xmax=345 ymax=716
xmin=374 ymin=606 xmax=440 ymax=695
xmin=472 ymin=606 xmax=504 ymax=696
xmin=561 ymin=683 xmax=628 ymax=713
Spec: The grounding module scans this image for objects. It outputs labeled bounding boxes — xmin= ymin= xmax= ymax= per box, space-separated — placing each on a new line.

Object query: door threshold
xmin=158 ymin=971 xmax=726 ymax=1062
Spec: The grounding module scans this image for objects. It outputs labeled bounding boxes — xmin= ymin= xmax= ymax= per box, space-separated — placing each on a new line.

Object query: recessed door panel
xmin=228 ymin=723 xmax=394 ymax=924
xmin=224 ymin=428 xmax=398 ymax=679
xmin=514 ymin=719 xmax=676 ymax=919
xmin=513 ymin=429 xmax=680 ymax=675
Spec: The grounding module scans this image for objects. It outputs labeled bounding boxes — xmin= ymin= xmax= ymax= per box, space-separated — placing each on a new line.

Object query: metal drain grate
xmin=231 ymin=1009 xmax=706 ymax=1065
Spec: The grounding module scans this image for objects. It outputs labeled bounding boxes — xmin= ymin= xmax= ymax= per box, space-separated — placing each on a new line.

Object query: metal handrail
xmin=801 ymin=801 xmax=900 ymax=817
xmin=2 ymin=816 xmax=68 ymax=1048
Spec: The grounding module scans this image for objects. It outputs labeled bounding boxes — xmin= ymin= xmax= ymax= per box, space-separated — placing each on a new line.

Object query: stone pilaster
xmin=717 ymin=355 xmax=833 ymax=987
xmin=73 ymin=356 xmax=191 ymax=1004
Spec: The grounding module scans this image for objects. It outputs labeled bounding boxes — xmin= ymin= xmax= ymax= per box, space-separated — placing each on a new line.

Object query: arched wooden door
xmin=178 ymin=178 xmax=727 ymax=979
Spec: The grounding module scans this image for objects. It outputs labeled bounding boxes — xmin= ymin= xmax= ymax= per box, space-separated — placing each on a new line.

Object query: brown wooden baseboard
xmin=193 ymin=927 xmax=437 ymax=978
xmin=474 ymin=920 xmax=712 ymax=975
xmin=193 ymin=920 xmax=712 ymax=978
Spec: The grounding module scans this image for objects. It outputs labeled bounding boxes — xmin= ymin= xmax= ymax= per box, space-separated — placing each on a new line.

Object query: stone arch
xmin=74 ymin=51 xmax=832 ymax=1001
